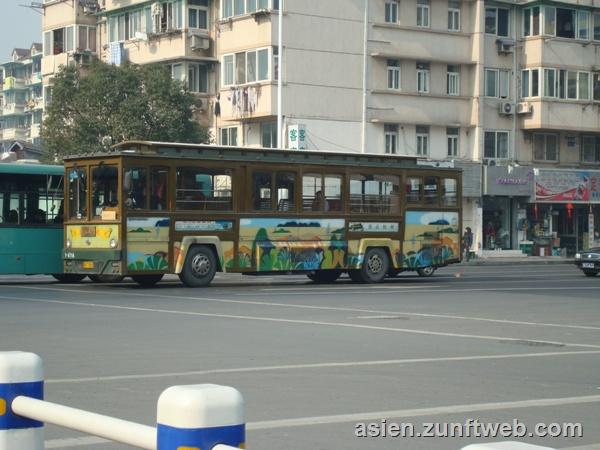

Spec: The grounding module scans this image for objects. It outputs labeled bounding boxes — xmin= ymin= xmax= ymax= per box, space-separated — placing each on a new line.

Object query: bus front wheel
xmin=417 ymin=266 xmax=436 ymax=277
xmin=307 ymin=270 xmax=341 ymax=284
xmin=350 ymin=248 xmax=389 ymax=284
xmin=179 ymin=245 xmax=217 ymax=287
xmin=132 ymin=274 xmax=164 ymax=286
xmin=52 ymin=274 xmax=86 ymax=283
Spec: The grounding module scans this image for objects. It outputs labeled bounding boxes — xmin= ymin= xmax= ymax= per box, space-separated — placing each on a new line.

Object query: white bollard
xmin=462 ymin=443 xmax=556 ymax=450
xmin=157 ymin=384 xmax=245 ymax=450
xmin=0 ymin=352 xmax=44 ymax=450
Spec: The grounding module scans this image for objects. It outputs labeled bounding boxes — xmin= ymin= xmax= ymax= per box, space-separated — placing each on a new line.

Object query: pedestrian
xmin=463 ymin=227 xmax=473 ymax=261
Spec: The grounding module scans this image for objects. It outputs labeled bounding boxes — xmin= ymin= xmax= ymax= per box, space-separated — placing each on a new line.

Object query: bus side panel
xmin=402 ymin=211 xmax=461 ymax=268
xmin=0 ymin=227 xmax=63 ymax=275
xmin=237 ymin=218 xmax=346 ymax=271
xmin=125 ymin=217 xmax=170 ymax=272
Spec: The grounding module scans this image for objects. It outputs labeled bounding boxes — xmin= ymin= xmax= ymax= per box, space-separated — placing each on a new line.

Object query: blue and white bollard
xmin=0 ymin=352 xmax=44 ymax=450
xmin=157 ymin=384 xmax=245 ymax=450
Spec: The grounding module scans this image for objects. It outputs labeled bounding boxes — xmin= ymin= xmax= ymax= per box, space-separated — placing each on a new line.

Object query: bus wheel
xmin=131 ymin=274 xmax=164 ymax=286
xmin=179 ymin=245 xmax=217 ymax=287
xmin=351 ymin=248 xmax=389 ymax=284
xmin=417 ymin=266 xmax=436 ymax=277
xmin=52 ymin=274 xmax=86 ymax=283
xmin=89 ymin=275 xmax=125 ymax=283
xmin=307 ymin=270 xmax=341 ymax=284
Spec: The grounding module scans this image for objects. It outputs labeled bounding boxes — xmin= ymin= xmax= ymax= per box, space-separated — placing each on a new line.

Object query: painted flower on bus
xmin=402 ymin=211 xmax=460 ymax=268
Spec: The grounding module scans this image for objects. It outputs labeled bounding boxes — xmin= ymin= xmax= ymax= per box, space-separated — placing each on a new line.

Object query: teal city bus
xmin=0 ymin=162 xmax=84 ymax=282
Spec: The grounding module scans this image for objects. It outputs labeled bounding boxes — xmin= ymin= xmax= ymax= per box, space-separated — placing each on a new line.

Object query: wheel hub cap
xmin=191 ymin=254 xmax=210 ymax=276
xmin=368 ymin=255 xmax=383 ymax=273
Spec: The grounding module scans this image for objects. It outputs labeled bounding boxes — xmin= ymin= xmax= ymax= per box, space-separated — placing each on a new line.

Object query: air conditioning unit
xmin=496 ymin=39 xmax=515 ymax=54
xmin=499 ymin=102 xmax=515 ymax=115
xmin=190 ymin=35 xmax=210 ymax=50
xmin=516 ymin=102 xmax=533 ymax=114
xmin=80 ymin=0 xmax=98 ymax=13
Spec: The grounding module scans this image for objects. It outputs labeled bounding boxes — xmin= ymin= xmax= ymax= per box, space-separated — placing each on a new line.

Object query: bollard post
xmin=157 ymin=384 xmax=245 ymax=450
xmin=0 ymin=352 xmax=44 ymax=450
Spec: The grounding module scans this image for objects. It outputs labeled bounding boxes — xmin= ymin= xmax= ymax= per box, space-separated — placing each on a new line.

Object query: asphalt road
xmin=1 ymin=263 xmax=599 ymax=450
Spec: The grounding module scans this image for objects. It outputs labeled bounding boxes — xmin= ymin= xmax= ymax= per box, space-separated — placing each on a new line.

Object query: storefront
xmin=482 ymin=165 xmax=534 ymax=250
xmin=532 ymin=169 xmax=600 ymax=256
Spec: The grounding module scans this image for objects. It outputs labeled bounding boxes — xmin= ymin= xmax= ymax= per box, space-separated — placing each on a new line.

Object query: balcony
xmin=28 ymin=72 xmax=43 ymax=85
xmin=218 ymin=82 xmax=277 ymax=121
xmin=1 ymin=127 xmax=29 ymax=141
xmin=521 ymin=99 xmax=600 ymax=133
xmin=29 ymin=123 xmax=41 ymax=140
xmin=2 ymin=103 xmax=26 ymax=116
xmin=24 ymin=97 xmax=44 ymax=112
xmin=2 ymin=77 xmax=27 ymax=91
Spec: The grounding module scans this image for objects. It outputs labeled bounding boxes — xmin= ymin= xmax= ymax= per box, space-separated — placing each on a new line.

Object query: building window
xmin=417 ymin=0 xmax=430 ymax=27
xmin=44 ymin=26 xmax=74 ymax=56
xmin=189 ymin=0 xmax=209 ymax=29
xmin=447 ymin=65 xmax=460 ymax=96
xmin=77 ymin=26 xmax=97 ymax=52
xmin=385 ymin=1 xmax=399 ymax=23
xmin=222 ymin=0 xmax=276 ymax=19
xmin=485 ymin=7 xmax=509 ymax=37
xmin=543 ymin=68 xmax=556 ymax=97
xmin=222 ymin=48 xmax=271 ymax=86
xmin=544 ymin=6 xmax=556 ymax=35
xmin=447 ymin=127 xmax=459 ymax=157
xmin=556 ymin=8 xmax=576 ymax=38
xmin=416 ymin=125 xmax=429 ymax=156
xmin=188 ymin=63 xmax=209 ymax=93
xmin=523 ymin=7 xmax=540 ymax=37
xmin=387 ymin=59 xmax=400 ymax=90
xmin=220 ymin=127 xmax=238 ymax=146
xmin=485 ymin=69 xmax=509 ymax=98
xmin=578 ymin=10 xmax=590 ymax=40
xmin=581 ymin=136 xmax=600 ymax=163
xmin=553 ymin=69 xmax=592 ymax=100
xmin=261 ymin=122 xmax=277 ymax=148
xmin=448 ymin=0 xmax=460 ymax=31
xmin=416 ymin=62 xmax=430 ymax=93
xmin=384 ymin=124 xmax=399 ymax=154
xmin=521 ymin=69 xmax=530 ymax=98
xmin=484 ymin=131 xmax=509 ymax=159
xmin=594 ymin=73 xmax=600 ymax=101
xmin=533 ymin=134 xmax=558 ymax=162
xmin=579 ymin=72 xmax=590 ymax=100
xmin=594 ymin=12 xmax=600 ymax=41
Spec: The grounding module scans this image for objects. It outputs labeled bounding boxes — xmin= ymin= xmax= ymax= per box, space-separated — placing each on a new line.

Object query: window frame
xmin=533 ymin=133 xmax=559 ymax=162
xmin=486 ymin=7 xmax=509 ymax=37
xmin=484 ymin=130 xmax=510 ymax=160
xmin=447 ymin=127 xmax=459 ymax=157
xmin=387 ymin=59 xmax=401 ymax=90
xmin=416 ymin=125 xmax=429 ymax=156
xmin=417 ymin=0 xmax=430 ymax=28
xmin=384 ymin=124 xmax=399 ymax=155
xmin=221 ymin=47 xmax=272 ymax=87
xmin=385 ymin=1 xmax=399 ymax=24
xmin=448 ymin=2 xmax=460 ymax=32
xmin=416 ymin=62 xmax=430 ymax=94
xmin=447 ymin=65 xmax=460 ymax=96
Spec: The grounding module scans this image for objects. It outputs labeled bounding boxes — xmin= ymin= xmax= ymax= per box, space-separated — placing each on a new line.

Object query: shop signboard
xmin=535 ymin=169 xmax=600 ymax=203
xmin=483 ymin=166 xmax=534 ymax=197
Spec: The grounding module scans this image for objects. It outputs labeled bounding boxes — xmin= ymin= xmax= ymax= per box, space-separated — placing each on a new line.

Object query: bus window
xmin=151 ymin=167 xmax=168 ymax=211
xmin=276 ymin=172 xmax=295 ymax=212
xmin=350 ymin=174 xmax=399 ymax=214
xmin=252 ymin=171 xmax=272 ymax=211
xmin=176 ymin=167 xmax=232 ymax=211
xmin=92 ymin=165 xmax=119 ymax=220
xmin=68 ymin=167 xmax=88 ymax=220
xmin=124 ymin=167 xmax=148 ymax=210
xmin=424 ymin=176 xmax=439 ymax=205
xmin=303 ymin=173 xmax=322 ymax=211
xmin=406 ymin=176 xmax=422 ymax=204
xmin=443 ymin=178 xmax=457 ymax=206
xmin=324 ymin=175 xmax=342 ymax=212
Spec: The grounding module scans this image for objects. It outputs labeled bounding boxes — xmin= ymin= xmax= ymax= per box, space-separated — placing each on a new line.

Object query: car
xmin=574 ymin=247 xmax=600 ymax=277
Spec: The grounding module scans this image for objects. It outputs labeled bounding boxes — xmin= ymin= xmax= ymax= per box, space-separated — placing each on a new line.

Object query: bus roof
xmin=0 ymin=162 xmax=63 ymax=176
xmin=65 ymin=141 xmax=460 ymax=172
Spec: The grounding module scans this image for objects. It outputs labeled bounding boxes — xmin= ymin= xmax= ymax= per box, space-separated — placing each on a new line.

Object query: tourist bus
xmin=0 ymin=162 xmax=84 ymax=282
xmin=62 ymin=141 xmax=462 ymax=287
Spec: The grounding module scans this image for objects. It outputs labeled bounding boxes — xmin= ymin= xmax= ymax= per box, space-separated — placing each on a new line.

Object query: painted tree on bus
xmin=42 ymin=61 xmax=209 ymax=161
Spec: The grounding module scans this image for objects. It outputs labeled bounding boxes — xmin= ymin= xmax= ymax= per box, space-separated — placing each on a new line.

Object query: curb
xmin=459 ymin=259 xmax=573 ymax=266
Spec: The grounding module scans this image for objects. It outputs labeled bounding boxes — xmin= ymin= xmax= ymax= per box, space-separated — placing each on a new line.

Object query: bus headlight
xmin=575 ymin=253 xmax=581 ymax=259
xmin=66 ymin=239 xmax=72 ymax=249
xmin=109 ymin=239 xmax=118 ymax=249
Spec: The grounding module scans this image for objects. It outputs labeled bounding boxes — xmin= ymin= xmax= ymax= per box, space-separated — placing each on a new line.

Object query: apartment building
xmin=40 ymin=0 xmax=600 ymax=254
xmin=0 ymin=44 xmax=44 ymax=150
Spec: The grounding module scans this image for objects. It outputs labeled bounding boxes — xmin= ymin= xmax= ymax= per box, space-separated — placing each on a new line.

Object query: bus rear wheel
xmin=52 ymin=274 xmax=86 ymax=283
xmin=179 ymin=245 xmax=217 ymax=287
xmin=131 ymin=274 xmax=164 ymax=286
xmin=307 ymin=270 xmax=341 ymax=284
xmin=417 ymin=266 xmax=436 ymax=277
xmin=350 ymin=248 xmax=389 ymax=284
xmin=89 ymin=275 xmax=125 ymax=283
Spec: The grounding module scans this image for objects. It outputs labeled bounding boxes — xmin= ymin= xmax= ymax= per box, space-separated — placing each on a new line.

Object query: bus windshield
xmin=92 ymin=165 xmax=119 ymax=220
xmin=68 ymin=167 xmax=87 ymax=220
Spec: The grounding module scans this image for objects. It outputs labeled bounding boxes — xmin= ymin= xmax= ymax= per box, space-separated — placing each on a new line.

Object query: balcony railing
xmin=1 ymin=103 xmax=26 ymax=116
xmin=2 ymin=76 xmax=27 ymax=91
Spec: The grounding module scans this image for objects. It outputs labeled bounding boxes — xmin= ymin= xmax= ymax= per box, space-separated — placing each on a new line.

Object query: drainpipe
xmin=277 ymin=2 xmax=283 ymax=148
xmin=361 ymin=0 xmax=369 ymax=154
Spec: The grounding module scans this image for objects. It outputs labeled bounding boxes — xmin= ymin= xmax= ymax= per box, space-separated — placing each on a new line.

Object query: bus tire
xmin=307 ymin=270 xmax=341 ymax=284
xmin=179 ymin=245 xmax=217 ymax=287
xmin=360 ymin=248 xmax=389 ymax=283
xmin=89 ymin=274 xmax=125 ymax=283
xmin=417 ymin=266 xmax=436 ymax=277
xmin=52 ymin=274 xmax=86 ymax=283
xmin=131 ymin=274 xmax=164 ymax=286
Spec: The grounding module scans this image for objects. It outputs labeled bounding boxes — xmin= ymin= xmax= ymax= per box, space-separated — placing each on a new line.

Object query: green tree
xmin=42 ymin=61 xmax=208 ymax=161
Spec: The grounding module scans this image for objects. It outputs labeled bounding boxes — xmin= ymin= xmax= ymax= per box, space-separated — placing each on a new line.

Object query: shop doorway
xmin=483 ymin=197 xmax=512 ymax=250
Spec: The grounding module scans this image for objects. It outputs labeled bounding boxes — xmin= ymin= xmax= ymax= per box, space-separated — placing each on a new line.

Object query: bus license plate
xmin=83 ymin=261 xmax=94 ymax=269
xmin=582 ymin=262 xmax=595 ymax=269
xmin=81 ymin=226 xmax=96 ymax=237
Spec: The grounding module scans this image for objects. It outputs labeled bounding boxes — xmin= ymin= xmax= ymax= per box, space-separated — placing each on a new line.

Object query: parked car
xmin=574 ymin=248 xmax=600 ymax=277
